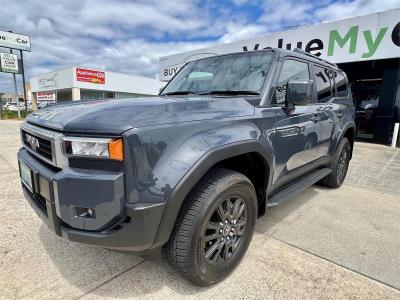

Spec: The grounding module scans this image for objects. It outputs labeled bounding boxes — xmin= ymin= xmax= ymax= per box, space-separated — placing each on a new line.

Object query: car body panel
xmin=26 ymin=97 xmax=255 ymax=134
xmin=18 ymin=48 xmax=356 ymax=252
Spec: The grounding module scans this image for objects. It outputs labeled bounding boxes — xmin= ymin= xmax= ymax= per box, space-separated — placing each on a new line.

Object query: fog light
xmin=75 ymin=207 xmax=96 ymax=219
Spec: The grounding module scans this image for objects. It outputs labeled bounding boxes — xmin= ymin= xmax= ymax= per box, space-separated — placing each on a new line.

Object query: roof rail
xmin=292 ymin=48 xmax=338 ymax=68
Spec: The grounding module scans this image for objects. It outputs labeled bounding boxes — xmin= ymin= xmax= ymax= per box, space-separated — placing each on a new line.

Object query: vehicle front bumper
xmin=17 ymin=148 xmax=165 ymax=252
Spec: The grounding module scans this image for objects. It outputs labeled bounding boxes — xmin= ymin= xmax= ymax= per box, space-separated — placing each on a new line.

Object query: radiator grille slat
xmin=22 ymin=130 xmax=53 ymax=161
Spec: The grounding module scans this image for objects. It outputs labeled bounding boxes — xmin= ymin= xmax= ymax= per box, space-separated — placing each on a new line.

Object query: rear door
xmin=311 ymin=64 xmax=336 ymax=157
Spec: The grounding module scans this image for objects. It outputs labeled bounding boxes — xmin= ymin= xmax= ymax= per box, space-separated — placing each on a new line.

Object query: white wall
xmin=72 ymin=67 xmax=164 ymax=95
xmin=31 ymin=67 xmax=165 ymax=95
xmin=31 ymin=67 xmax=74 ymax=92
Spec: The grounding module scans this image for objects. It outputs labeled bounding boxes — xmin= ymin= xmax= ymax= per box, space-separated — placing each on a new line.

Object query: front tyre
xmin=319 ymin=137 xmax=351 ymax=188
xmin=165 ymin=168 xmax=257 ymax=286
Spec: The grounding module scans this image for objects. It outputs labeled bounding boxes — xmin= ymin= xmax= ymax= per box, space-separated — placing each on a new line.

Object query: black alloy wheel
xmin=165 ymin=168 xmax=257 ymax=286
xmin=336 ymin=145 xmax=350 ymax=184
xmin=319 ymin=137 xmax=351 ymax=188
xmin=202 ymin=196 xmax=247 ymax=265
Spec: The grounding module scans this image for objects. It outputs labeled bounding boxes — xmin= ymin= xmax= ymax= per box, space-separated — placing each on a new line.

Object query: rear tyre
xmin=319 ymin=137 xmax=351 ymax=188
xmin=165 ymin=168 xmax=257 ymax=286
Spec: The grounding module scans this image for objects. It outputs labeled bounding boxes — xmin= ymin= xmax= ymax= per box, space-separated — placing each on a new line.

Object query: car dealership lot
xmin=0 ymin=120 xmax=399 ymax=299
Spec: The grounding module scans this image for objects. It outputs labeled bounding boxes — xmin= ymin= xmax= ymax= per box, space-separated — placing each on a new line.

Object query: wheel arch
xmin=343 ymin=125 xmax=356 ymax=159
xmin=331 ymin=122 xmax=356 ymax=160
xmin=151 ymin=140 xmax=273 ymax=249
xmin=340 ymin=123 xmax=356 ymax=160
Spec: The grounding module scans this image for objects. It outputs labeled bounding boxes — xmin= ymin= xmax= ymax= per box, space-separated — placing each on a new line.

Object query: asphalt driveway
xmin=0 ymin=120 xmax=399 ymax=299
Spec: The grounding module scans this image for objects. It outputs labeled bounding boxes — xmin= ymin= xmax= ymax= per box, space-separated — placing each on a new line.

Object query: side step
xmin=267 ymin=168 xmax=332 ymax=207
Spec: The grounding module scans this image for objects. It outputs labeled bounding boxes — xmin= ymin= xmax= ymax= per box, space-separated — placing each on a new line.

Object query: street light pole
xmin=10 ymin=49 xmax=20 ymax=118
xmin=20 ymin=50 xmax=28 ymax=115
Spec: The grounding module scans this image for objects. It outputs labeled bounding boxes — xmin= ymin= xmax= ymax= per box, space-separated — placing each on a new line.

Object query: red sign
xmin=37 ymin=91 xmax=56 ymax=101
xmin=76 ymin=68 xmax=105 ymax=84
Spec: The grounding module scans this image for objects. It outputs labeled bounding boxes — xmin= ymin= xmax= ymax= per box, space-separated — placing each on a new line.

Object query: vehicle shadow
xmin=256 ymin=185 xmax=323 ymax=235
xmin=38 ymin=225 xmax=209 ymax=297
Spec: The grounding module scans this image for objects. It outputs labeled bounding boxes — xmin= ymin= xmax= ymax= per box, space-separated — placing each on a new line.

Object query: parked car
xmin=37 ymin=101 xmax=55 ymax=109
xmin=17 ymin=48 xmax=355 ymax=286
xmin=351 ymin=80 xmax=382 ymax=139
xmin=7 ymin=103 xmax=22 ymax=112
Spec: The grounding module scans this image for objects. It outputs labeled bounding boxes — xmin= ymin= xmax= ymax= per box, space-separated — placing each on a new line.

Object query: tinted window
xmin=314 ymin=66 xmax=333 ymax=103
xmin=335 ymin=72 xmax=348 ymax=97
xmin=273 ymin=59 xmax=310 ymax=104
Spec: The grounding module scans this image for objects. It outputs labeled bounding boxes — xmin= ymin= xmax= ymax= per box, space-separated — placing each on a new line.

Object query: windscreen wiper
xmin=161 ymin=90 xmax=197 ymax=96
xmin=196 ymin=90 xmax=260 ymax=96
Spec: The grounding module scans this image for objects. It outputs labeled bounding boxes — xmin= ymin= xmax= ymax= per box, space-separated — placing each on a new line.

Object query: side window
xmin=273 ymin=59 xmax=310 ymax=104
xmin=335 ymin=72 xmax=348 ymax=97
xmin=314 ymin=65 xmax=333 ymax=103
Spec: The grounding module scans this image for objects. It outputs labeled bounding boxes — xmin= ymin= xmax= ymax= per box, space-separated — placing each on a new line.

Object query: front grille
xmin=22 ymin=130 xmax=53 ymax=161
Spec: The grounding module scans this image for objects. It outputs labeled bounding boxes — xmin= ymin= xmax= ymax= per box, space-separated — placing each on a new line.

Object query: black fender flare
xmin=151 ymin=140 xmax=274 ymax=248
xmin=332 ymin=121 xmax=356 ymax=159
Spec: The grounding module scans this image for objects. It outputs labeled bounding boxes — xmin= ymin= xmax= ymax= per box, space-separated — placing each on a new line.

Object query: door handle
xmin=337 ymin=112 xmax=344 ymax=118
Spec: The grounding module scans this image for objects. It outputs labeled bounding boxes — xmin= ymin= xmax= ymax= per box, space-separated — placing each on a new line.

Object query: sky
xmin=0 ymin=0 xmax=399 ymax=93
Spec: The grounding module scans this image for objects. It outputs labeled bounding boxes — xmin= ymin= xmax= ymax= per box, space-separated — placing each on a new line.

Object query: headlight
xmin=63 ymin=137 xmax=124 ymax=161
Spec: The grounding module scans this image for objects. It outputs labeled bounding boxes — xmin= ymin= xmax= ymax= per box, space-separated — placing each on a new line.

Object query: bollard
xmin=391 ymin=123 xmax=399 ymax=148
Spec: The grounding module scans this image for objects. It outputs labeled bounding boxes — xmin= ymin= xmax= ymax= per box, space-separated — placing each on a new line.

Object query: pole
xmin=20 ymin=50 xmax=28 ymax=116
xmin=391 ymin=123 xmax=399 ymax=148
xmin=10 ymin=49 xmax=20 ymax=118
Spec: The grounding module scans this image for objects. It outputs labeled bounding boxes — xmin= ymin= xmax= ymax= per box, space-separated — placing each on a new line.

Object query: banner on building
xmin=0 ymin=53 xmax=19 ymax=73
xmin=37 ymin=91 xmax=56 ymax=101
xmin=159 ymin=8 xmax=400 ymax=81
xmin=76 ymin=68 xmax=105 ymax=84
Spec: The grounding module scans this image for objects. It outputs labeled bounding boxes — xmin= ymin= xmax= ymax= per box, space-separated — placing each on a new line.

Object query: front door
xmin=268 ymin=58 xmax=322 ymax=185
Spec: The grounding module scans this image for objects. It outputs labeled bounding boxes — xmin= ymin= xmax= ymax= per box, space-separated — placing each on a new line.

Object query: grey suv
xmin=18 ymin=48 xmax=355 ymax=286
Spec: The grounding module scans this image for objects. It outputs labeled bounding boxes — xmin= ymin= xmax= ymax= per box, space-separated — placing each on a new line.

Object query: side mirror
xmin=285 ymin=80 xmax=313 ymax=106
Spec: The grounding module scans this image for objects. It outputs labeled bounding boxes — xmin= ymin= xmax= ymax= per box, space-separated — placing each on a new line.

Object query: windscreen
xmin=161 ymin=51 xmax=275 ymax=96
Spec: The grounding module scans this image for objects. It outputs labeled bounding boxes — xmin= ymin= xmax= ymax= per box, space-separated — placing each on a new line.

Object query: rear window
xmin=335 ymin=72 xmax=348 ymax=97
xmin=314 ymin=65 xmax=333 ymax=103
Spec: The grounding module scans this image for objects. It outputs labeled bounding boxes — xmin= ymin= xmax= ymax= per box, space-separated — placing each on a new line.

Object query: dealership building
xmin=160 ymin=9 xmax=400 ymax=145
xmin=30 ymin=67 xmax=164 ymax=109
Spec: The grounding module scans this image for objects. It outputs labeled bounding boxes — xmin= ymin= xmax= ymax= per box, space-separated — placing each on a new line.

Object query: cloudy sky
xmin=0 ymin=0 xmax=399 ymax=92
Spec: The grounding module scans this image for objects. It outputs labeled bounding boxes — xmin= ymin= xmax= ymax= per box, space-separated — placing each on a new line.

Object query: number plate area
xmin=19 ymin=162 xmax=33 ymax=192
